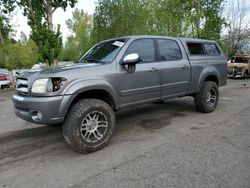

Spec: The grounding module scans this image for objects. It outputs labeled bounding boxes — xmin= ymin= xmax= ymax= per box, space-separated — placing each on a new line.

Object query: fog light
xmin=31 ymin=111 xmax=43 ymax=122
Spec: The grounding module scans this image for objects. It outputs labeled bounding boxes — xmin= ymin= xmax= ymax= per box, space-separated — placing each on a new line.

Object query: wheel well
xmin=71 ymin=89 xmax=116 ymax=110
xmin=205 ymin=75 xmax=218 ymax=85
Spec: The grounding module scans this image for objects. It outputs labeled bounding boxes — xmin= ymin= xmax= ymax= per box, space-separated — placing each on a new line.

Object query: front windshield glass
xmin=79 ymin=39 xmax=126 ymax=64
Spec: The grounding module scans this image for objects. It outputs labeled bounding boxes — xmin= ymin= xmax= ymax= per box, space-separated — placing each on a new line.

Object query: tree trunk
xmin=195 ymin=0 xmax=201 ymax=38
xmin=0 ymin=29 xmax=9 ymax=66
xmin=45 ymin=0 xmax=53 ymax=31
xmin=45 ymin=0 xmax=58 ymax=66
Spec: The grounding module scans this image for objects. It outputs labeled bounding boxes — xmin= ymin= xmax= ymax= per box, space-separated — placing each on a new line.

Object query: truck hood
xmin=20 ymin=63 xmax=101 ymax=78
xmin=227 ymin=63 xmax=247 ymax=68
xmin=35 ymin=63 xmax=100 ymax=74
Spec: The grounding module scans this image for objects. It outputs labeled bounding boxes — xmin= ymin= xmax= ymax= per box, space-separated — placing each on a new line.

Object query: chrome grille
xmin=16 ymin=78 xmax=29 ymax=95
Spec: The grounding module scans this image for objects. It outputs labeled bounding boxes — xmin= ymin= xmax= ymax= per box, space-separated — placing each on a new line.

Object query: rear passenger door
xmin=157 ymin=39 xmax=191 ymax=98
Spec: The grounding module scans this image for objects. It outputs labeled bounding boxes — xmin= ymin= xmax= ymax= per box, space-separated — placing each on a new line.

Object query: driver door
xmin=118 ymin=39 xmax=161 ymax=108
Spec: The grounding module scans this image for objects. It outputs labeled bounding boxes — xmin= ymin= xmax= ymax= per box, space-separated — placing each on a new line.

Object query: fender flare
xmin=196 ymin=67 xmax=220 ymax=92
xmin=58 ymin=79 xmax=119 ymax=117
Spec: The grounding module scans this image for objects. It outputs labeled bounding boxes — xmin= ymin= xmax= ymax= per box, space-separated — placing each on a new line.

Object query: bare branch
xmin=222 ymin=0 xmax=250 ymax=56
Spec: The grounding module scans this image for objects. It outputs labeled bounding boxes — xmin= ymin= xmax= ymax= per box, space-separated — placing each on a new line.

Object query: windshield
xmin=231 ymin=57 xmax=249 ymax=63
xmin=79 ymin=39 xmax=126 ymax=64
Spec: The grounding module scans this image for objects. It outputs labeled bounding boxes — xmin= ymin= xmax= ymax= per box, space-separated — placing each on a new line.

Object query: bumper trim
xmin=12 ymin=93 xmax=65 ymax=124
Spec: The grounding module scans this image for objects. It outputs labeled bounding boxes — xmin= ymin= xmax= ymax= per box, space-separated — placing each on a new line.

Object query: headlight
xmin=31 ymin=78 xmax=49 ymax=93
xmin=31 ymin=77 xmax=66 ymax=94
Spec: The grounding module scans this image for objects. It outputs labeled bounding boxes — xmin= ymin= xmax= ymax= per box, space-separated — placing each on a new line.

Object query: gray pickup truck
xmin=12 ymin=36 xmax=227 ymax=153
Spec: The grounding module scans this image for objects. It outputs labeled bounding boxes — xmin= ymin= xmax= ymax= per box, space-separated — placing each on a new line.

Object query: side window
xmin=204 ymin=43 xmax=220 ymax=56
xmin=125 ymin=39 xmax=155 ymax=63
xmin=187 ymin=43 xmax=206 ymax=55
xmin=158 ymin=39 xmax=182 ymax=61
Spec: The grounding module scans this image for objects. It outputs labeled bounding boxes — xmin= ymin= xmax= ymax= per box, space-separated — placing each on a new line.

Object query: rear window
xmin=187 ymin=42 xmax=220 ymax=56
xmin=204 ymin=43 xmax=220 ymax=55
xmin=187 ymin=43 xmax=206 ymax=55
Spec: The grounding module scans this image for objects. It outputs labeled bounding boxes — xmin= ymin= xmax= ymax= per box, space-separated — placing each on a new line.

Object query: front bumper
xmin=0 ymin=80 xmax=11 ymax=88
xmin=12 ymin=93 xmax=65 ymax=124
xmin=227 ymin=73 xmax=244 ymax=78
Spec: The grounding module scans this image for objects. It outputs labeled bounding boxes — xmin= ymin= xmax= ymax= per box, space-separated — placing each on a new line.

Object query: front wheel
xmin=63 ymin=99 xmax=116 ymax=153
xmin=194 ymin=81 xmax=219 ymax=113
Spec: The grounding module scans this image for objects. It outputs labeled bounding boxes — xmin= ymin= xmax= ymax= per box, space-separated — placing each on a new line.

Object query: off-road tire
xmin=194 ymin=81 xmax=219 ymax=113
xmin=63 ymin=99 xmax=116 ymax=153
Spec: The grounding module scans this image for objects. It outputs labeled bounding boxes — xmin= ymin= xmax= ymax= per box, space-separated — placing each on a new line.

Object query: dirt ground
xmin=0 ymin=79 xmax=249 ymax=188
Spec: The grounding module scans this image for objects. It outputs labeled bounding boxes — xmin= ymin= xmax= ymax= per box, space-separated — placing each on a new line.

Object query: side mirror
xmin=123 ymin=53 xmax=139 ymax=65
xmin=122 ymin=53 xmax=139 ymax=74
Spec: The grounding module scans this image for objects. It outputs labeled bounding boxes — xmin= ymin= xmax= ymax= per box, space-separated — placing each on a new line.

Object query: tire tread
xmin=194 ymin=81 xmax=219 ymax=113
xmin=63 ymin=99 xmax=115 ymax=153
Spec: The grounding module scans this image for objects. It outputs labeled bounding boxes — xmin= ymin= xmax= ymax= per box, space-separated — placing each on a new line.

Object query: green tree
xmin=189 ymin=0 xmax=225 ymax=41
xmin=91 ymin=0 xmax=225 ymax=42
xmin=0 ymin=38 xmax=38 ymax=70
xmin=61 ymin=9 xmax=92 ymax=61
xmin=18 ymin=0 xmax=77 ymax=66
xmin=150 ymin=0 xmax=191 ymax=36
xmin=0 ymin=0 xmax=16 ymax=67
xmin=91 ymin=0 xmax=151 ymax=42
xmin=150 ymin=0 xmax=225 ymax=40
xmin=60 ymin=36 xmax=79 ymax=61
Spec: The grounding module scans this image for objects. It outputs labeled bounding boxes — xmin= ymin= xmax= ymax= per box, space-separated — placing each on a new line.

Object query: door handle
xmin=181 ymin=65 xmax=189 ymax=69
xmin=149 ymin=67 xmax=159 ymax=72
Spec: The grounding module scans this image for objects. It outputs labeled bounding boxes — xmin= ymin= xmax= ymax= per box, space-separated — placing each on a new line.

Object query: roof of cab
xmin=126 ymin=35 xmax=217 ymax=43
xmin=101 ymin=35 xmax=217 ymax=44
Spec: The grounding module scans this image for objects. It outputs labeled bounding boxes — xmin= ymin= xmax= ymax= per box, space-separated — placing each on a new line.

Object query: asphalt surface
xmin=0 ymin=79 xmax=249 ymax=188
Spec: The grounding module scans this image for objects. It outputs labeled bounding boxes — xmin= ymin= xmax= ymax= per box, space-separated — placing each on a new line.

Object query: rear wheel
xmin=194 ymin=81 xmax=219 ymax=113
xmin=63 ymin=99 xmax=116 ymax=153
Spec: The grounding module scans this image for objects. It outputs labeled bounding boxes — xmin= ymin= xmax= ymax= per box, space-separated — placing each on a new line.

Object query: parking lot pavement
xmin=0 ymin=79 xmax=249 ymax=188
